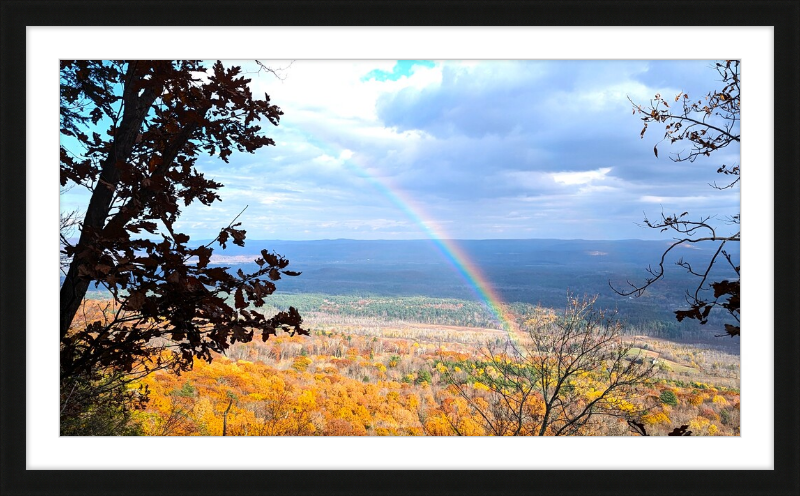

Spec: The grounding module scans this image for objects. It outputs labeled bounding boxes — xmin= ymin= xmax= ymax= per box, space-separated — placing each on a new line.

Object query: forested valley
xmin=66 ymin=292 xmax=740 ymax=437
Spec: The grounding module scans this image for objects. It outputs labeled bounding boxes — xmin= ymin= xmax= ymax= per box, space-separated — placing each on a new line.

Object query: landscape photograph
xmin=59 ymin=58 xmax=741 ymax=439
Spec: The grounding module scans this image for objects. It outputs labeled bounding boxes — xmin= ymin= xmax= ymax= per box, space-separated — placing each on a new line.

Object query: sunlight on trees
xmin=440 ymin=295 xmax=655 ymax=436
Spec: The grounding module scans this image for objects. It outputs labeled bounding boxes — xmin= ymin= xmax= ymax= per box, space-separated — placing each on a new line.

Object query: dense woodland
xmin=67 ymin=296 xmax=740 ymax=436
xmin=247 ymin=292 xmax=739 ymax=349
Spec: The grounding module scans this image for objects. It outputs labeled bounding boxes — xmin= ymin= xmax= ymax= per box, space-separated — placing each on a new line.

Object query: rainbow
xmin=305 ymin=138 xmax=524 ymax=350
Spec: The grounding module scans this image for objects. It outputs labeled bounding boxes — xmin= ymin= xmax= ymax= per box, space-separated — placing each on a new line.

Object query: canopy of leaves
xmin=60 ymin=61 xmax=306 ymax=384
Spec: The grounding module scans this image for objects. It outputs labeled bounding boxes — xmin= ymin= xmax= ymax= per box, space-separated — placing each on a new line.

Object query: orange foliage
xmin=132 ymin=329 xmax=738 ymax=437
xmin=137 ymin=350 xmax=427 ymax=436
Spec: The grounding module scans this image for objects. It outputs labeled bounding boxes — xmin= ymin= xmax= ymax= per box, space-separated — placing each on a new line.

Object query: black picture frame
xmin=2 ymin=1 xmax=798 ymax=495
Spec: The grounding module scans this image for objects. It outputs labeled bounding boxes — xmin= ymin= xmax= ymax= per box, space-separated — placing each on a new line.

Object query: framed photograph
xmin=2 ymin=1 xmax=797 ymax=495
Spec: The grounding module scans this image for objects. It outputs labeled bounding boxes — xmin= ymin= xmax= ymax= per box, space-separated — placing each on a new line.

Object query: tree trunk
xmin=222 ymin=398 xmax=233 ymax=436
xmin=60 ymin=63 xmax=162 ymax=340
xmin=538 ymin=403 xmax=552 ymax=436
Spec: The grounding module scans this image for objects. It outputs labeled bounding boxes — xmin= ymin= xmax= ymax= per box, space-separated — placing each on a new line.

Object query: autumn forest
xmin=59 ymin=60 xmax=740 ymax=438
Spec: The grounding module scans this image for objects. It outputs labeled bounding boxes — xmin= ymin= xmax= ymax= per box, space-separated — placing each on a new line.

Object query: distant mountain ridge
xmin=64 ymin=238 xmax=739 ymax=343
xmin=186 ymin=238 xmax=738 ymax=267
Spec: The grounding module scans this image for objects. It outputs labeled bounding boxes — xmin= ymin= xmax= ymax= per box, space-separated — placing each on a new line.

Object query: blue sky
xmin=60 ymin=59 xmax=740 ymax=241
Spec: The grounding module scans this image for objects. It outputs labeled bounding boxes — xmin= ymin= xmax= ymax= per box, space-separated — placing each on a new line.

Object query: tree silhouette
xmin=59 ymin=61 xmax=306 ymax=423
xmin=612 ymin=60 xmax=740 ymax=337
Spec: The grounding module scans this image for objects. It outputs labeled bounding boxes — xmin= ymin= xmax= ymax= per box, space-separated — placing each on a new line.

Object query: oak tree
xmin=613 ymin=60 xmax=740 ymax=337
xmin=59 ymin=61 xmax=306 ymax=423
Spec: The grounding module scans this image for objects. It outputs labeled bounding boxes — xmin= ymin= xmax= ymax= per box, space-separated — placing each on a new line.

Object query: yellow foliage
xmin=642 ymin=411 xmax=671 ymax=426
xmin=689 ymin=416 xmax=710 ymax=433
xmin=584 ymin=389 xmax=603 ymax=401
xmin=296 ymin=389 xmax=317 ymax=411
xmin=291 ymin=355 xmax=312 ymax=372
xmin=711 ymin=395 xmax=728 ymax=406
xmin=425 ymin=414 xmax=454 ymax=436
xmin=602 ymin=397 xmax=637 ymax=414
xmin=457 ymin=417 xmax=486 ymax=436
xmin=688 ymin=393 xmax=706 ymax=406
xmin=132 ymin=328 xmax=735 ymax=437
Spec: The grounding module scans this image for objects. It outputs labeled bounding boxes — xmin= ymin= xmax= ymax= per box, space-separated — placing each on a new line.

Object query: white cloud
xmin=639 ymin=195 xmax=709 ymax=204
xmin=551 ymin=167 xmax=612 ymax=185
xmin=249 ymin=60 xmax=443 ymax=123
